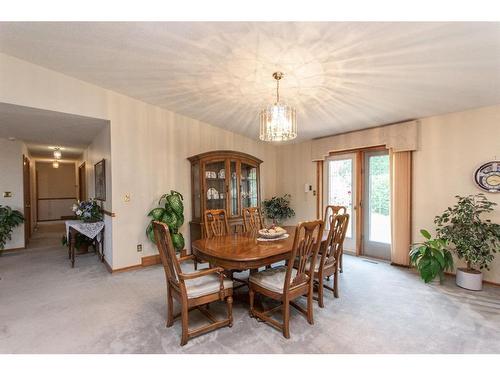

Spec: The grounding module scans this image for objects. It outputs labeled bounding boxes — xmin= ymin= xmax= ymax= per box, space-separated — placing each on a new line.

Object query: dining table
xmin=192 ymin=226 xmax=329 ymax=272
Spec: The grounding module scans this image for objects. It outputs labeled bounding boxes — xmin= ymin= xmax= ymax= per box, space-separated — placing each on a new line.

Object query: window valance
xmin=311 ymin=120 xmax=419 ymax=161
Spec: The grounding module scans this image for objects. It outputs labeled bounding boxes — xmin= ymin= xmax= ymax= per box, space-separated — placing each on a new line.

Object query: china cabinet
xmin=188 ymin=150 xmax=262 ymax=248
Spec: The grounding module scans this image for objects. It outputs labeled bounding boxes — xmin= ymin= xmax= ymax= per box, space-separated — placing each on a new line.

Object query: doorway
xmin=323 ymin=147 xmax=392 ymax=260
xmin=23 ymin=154 xmax=31 ymax=246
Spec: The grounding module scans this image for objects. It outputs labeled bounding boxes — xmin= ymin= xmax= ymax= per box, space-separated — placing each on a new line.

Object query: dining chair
xmin=204 ymin=209 xmax=230 ymax=238
xmin=248 ymin=219 xmax=324 ymax=339
xmin=310 ymin=213 xmax=349 ymax=307
xmin=242 ymin=207 xmax=264 ymax=232
xmin=323 ymin=205 xmax=347 ymax=272
xmin=152 ymin=221 xmax=233 ymax=346
xmin=203 ymin=208 xmax=248 ymax=285
xmin=193 ymin=209 xmax=231 ymax=270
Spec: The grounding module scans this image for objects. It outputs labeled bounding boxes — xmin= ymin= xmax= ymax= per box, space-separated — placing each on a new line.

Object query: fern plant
xmin=262 ymin=194 xmax=295 ymax=225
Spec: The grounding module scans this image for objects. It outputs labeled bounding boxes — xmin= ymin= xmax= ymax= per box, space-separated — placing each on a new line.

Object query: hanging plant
xmin=146 ymin=190 xmax=185 ymax=252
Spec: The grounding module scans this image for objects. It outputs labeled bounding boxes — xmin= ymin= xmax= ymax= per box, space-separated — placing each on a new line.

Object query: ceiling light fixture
xmin=52 ymin=160 xmax=59 ymax=169
xmin=53 ymin=147 xmax=62 ymax=159
xmin=259 ymin=71 xmax=297 ymax=142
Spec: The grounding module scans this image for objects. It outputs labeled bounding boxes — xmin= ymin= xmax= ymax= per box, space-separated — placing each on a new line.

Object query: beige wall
xmin=413 ymin=105 xmax=500 ymax=284
xmin=277 ymin=104 xmax=500 ymax=284
xmin=0 ymin=53 xmax=278 ymax=269
xmin=0 ymin=138 xmax=25 ymax=249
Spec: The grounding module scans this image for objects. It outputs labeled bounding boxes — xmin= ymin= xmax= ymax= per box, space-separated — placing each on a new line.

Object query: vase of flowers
xmin=72 ymin=199 xmax=103 ymax=223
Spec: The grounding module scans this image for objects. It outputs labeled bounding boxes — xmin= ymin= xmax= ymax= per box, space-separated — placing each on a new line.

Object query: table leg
xmin=70 ymin=228 xmax=76 ymax=268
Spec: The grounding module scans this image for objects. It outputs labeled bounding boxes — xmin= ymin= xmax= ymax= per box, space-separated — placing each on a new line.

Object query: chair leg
xmin=339 ymin=251 xmax=343 ymax=273
xmin=249 ymin=288 xmax=255 ymax=317
xmin=317 ymin=277 xmax=325 ymax=308
xmin=180 ymin=301 xmax=189 ymax=346
xmin=194 ymin=259 xmax=198 ymax=270
xmin=227 ymin=296 xmax=233 ymax=327
xmin=166 ymin=285 xmax=174 ymax=327
xmin=282 ymin=300 xmax=290 ymax=339
xmin=307 ymin=285 xmax=314 ymax=325
xmin=334 ymin=270 xmax=339 ymax=298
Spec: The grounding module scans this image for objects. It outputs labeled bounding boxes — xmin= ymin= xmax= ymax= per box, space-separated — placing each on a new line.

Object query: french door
xmin=324 ymin=153 xmax=357 ymax=253
xmin=323 ymin=148 xmax=392 ymax=260
xmin=362 ymin=150 xmax=391 ymax=260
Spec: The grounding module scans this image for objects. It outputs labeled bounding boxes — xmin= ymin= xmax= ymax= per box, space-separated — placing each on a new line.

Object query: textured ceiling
xmin=0 ymin=103 xmax=108 ymax=159
xmin=0 ymin=22 xmax=499 ymax=141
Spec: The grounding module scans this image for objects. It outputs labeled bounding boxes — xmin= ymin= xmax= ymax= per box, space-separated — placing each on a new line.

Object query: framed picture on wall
xmin=94 ymin=159 xmax=106 ymax=201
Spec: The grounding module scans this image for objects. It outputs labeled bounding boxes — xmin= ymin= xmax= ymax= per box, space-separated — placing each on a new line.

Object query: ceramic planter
xmin=456 ymin=267 xmax=483 ymax=291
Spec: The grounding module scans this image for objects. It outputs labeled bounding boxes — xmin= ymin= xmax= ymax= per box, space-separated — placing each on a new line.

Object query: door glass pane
xmin=241 ymin=163 xmax=257 ymax=208
xmin=230 ymin=161 xmax=238 ymax=216
xmin=328 ymin=159 xmax=353 ymax=238
xmin=205 ymin=161 xmax=226 ymax=211
xmin=368 ymin=154 xmax=391 ymax=243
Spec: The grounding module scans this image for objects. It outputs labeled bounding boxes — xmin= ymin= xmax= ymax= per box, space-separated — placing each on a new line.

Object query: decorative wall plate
xmin=474 ymin=161 xmax=500 ymax=193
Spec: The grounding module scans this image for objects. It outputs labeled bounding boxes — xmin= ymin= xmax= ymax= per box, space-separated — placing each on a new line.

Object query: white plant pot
xmin=456 ymin=268 xmax=483 ymax=291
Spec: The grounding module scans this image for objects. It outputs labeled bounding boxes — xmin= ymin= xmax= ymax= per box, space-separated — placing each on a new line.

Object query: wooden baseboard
xmin=104 ymin=254 xmax=161 ymax=274
xmin=141 ymin=254 xmax=161 ymax=267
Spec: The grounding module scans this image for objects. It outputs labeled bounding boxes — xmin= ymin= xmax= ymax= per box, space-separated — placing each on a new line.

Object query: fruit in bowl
xmin=258 ymin=225 xmax=287 ymax=239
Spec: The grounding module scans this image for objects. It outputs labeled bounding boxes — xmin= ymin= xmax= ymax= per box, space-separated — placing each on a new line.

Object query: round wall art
xmin=474 ymin=161 xmax=500 ymax=193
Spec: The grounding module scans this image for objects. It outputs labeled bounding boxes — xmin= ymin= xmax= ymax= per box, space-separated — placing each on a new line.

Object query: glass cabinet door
xmin=204 ymin=160 xmax=227 ymax=211
xmin=192 ymin=162 xmax=201 ymax=219
xmin=241 ymin=163 xmax=258 ymax=209
xmin=229 ymin=160 xmax=239 ymax=216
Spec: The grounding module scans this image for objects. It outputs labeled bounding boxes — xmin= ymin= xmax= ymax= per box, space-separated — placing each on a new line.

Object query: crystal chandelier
xmin=53 ymin=147 xmax=62 ymax=159
xmin=259 ymin=72 xmax=297 ymax=142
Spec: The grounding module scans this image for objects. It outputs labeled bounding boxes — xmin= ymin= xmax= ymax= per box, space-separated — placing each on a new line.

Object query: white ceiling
xmin=0 ymin=22 xmax=499 ymax=141
xmin=0 ymin=103 xmax=108 ymax=159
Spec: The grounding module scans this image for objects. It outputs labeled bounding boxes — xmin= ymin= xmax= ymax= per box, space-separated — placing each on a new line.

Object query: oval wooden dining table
xmin=192 ymin=226 xmax=329 ymax=271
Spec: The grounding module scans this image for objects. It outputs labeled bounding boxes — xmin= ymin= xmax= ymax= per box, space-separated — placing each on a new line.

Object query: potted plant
xmin=262 ymin=194 xmax=295 ymax=225
xmin=72 ymin=199 xmax=103 ymax=223
xmin=0 ymin=205 xmax=24 ymax=254
xmin=434 ymin=194 xmax=500 ymax=290
xmin=62 ymin=233 xmax=94 ymax=253
xmin=409 ymin=229 xmax=454 ymax=284
xmin=146 ymin=190 xmax=185 ymax=254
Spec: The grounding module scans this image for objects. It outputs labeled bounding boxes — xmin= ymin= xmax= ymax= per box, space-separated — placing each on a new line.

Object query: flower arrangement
xmin=72 ymin=199 xmax=103 ymax=223
xmin=262 ymin=194 xmax=295 ymax=225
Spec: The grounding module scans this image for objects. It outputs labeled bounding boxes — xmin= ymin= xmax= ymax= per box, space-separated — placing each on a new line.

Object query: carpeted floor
xmin=1 ymin=222 xmax=500 ymax=354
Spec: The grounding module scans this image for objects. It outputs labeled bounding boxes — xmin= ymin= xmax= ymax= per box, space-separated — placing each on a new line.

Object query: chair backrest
xmin=324 ymin=205 xmax=347 ymax=225
xmin=204 ymin=209 xmax=230 ymax=238
xmin=242 ymin=207 xmax=264 ymax=232
xmin=153 ymin=221 xmax=182 ymax=288
xmin=322 ymin=213 xmax=349 ymax=269
xmin=285 ymin=219 xmax=324 ymax=292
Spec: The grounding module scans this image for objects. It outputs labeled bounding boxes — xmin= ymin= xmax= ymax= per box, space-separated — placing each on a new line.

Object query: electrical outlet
xmin=3 ymin=192 xmax=12 ymax=198
xmin=137 ymin=244 xmax=142 ymax=252
xmin=124 ymin=194 xmax=131 ymax=202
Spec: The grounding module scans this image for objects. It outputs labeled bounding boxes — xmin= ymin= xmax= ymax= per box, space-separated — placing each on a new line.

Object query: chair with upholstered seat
xmin=323 ymin=205 xmax=347 ymax=272
xmin=242 ymin=207 xmax=264 ymax=232
xmin=248 ymin=219 xmax=324 ymax=339
xmin=312 ymin=213 xmax=349 ymax=307
xmin=152 ymin=221 xmax=233 ymax=346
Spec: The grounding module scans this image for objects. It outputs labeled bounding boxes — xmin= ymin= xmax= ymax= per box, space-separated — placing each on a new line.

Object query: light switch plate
xmin=124 ymin=194 xmax=131 ymax=202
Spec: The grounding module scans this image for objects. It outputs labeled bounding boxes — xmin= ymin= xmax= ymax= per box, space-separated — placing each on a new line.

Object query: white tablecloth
xmin=65 ymin=220 xmax=105 ymax=242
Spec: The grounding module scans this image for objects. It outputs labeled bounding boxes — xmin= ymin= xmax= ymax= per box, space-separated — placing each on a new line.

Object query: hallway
xmin=27 ymin=222 xmax=66 ymax=249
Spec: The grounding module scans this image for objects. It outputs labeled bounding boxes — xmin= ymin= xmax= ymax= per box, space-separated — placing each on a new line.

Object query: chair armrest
xmin=178 ymin=254 xmax=196 ymax=263
xmin=178 ymin=266 xmax=225 ymax=280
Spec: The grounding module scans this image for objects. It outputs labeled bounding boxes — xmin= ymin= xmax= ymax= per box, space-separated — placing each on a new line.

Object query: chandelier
xmin=259 ymin=72 xmax=297 ymax=142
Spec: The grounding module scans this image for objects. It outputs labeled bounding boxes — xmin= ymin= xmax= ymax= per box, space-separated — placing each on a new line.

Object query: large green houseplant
xmin=0 ymin=205 xmax=24 ymax=254
xmin=146 ymin=190 xmax=185 ymax=252
xmin=262 ymin=194 xmax=295 ymax=225
xmin=434 ymin=193 xmax=500 ymax=290
xmin=409 ymin=229 xmax=454 ymax=284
